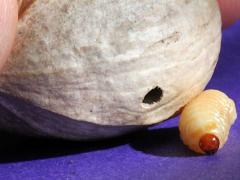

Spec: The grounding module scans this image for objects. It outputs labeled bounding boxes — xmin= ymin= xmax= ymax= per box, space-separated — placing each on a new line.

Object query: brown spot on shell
xmin=18 ymin=0 xmax=36 ymax=18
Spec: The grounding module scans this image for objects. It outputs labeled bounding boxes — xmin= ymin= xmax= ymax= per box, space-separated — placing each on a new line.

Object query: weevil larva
xmin=179 ymin=90 xmax=237 ymax=154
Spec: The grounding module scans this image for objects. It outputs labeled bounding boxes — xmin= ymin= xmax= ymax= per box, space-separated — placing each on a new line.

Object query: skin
xmin=218 ymin=0 xmax=240 ymax=28
xmin=0 ymin=0 xmax=239 ymax=71
xmin=0 ymin=0 xmax=18 ymax=70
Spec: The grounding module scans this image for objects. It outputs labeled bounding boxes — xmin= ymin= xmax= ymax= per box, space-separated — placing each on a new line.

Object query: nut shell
xmin=0 ymin=0 xmax=222 ymax=139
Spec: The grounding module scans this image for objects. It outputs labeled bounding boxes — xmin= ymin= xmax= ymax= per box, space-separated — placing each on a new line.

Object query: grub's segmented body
xmin=179 ymin=90 xmax=237 ymax=154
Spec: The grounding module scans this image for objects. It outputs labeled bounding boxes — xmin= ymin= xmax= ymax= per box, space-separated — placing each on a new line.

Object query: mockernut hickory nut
xmin=0 ymin=0 xmax=222 ymax=140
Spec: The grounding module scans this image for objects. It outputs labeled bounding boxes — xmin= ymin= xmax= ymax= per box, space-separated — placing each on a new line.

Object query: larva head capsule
xmin=199 ymin=133 xmax=220 ymax=154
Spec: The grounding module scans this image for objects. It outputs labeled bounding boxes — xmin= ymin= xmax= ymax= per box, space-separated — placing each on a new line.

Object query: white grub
xmin=179 ymin=90 xmax=237 ymax=154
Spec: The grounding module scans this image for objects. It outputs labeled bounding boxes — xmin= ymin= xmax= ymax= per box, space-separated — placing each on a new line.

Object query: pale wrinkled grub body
xmin=179 ymin=90 xmax=237 ymax=154
xmin=0 ymin=0 xmax=221 ymax=139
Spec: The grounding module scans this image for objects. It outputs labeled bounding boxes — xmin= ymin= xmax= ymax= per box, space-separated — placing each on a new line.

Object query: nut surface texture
xmin=0 ymin=0 xmax=222 ymax=139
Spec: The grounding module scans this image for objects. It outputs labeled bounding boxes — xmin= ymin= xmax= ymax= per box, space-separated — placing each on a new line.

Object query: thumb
xmin=0 ymin=0 xmax=18 ymax=70
xmin=218 ymin=0 xmax=240 ymax=28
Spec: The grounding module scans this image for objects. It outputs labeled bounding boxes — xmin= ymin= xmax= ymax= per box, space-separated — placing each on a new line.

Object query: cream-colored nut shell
xmin=0 ymin=0 xmax=221 ymax=137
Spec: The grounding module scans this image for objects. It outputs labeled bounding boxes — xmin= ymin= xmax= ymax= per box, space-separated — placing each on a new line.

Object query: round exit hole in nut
xmin=142 ymin=86 xmax=163 ymax=108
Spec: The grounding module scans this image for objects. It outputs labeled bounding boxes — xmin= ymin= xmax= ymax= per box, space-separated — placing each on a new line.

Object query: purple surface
xmin=0 ymin=22 xmax=240 ymax=180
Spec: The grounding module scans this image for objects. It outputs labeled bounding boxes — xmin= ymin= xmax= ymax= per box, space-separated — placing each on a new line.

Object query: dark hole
xmin=142 ymin=86 xmax=163 ymax=105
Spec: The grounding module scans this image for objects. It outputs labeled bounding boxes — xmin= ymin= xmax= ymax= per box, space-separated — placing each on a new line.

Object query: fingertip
xmin=0 ymin=0 xmax=18 ymax=70
xmin=218 ymin=0 xmax=240 ymax=28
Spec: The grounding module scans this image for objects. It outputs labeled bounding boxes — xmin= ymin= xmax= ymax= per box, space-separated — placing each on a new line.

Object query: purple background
xmin=0 ymin=22 xmax=240 ymax=180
